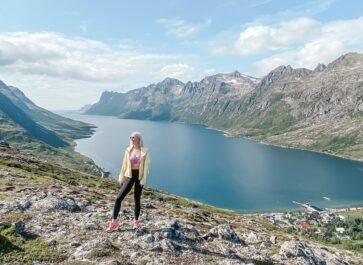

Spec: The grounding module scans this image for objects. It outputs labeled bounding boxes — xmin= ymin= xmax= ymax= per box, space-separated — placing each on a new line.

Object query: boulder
xmin=33 ymin=196 xmax=80 ymax=212
xmin=202 ymin=224 xmax=244 ymax=244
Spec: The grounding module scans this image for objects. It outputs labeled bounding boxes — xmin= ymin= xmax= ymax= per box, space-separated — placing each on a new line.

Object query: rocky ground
xmin=1 ymin=145 xmax=362 ymax=264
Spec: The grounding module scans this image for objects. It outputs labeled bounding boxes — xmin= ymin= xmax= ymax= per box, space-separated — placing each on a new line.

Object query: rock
xmin=202 ymin=224 xmax=244 ymax=244
xmin=70 ymin=242 xmax=81 ymax=247
xmin=17 ymin=201 xmax=32 ymax=212
xmin=150 ymin=244 xmax=163 ymax=252
xmin=160 ymin=225 xmax=181 ymax=240
xmin=270 ymin=235 xmax=277 ymax=244
xmin=73 ymin=237 xmax=113 ymax=259
xmin=49 ymin=239 xmax=57 ymax=246
xmin=144 ymin=202 xmax=157 ymax=209
xmin=146 ymin=234 xmax=155 ymax=243
xmin=260 ymin=241 xmax=271 ymax=248
xmin=279 ymin=240 xmax=322 ymax=264
xmin=181 ymin=224 xmax=200 ymax=241
xmin=14 ymin=221 xmax=25 ymax=235
xmin=130 ymin=251 xmax=139 ymax=259
xmin=244 ymin=231 xmax=269 ymax=244
xmin=170 ymin=219 xmax=180 ymax=230
xmin=34 ymin=196 xmax=81 ymax=212
xmin=0 ymin=141 xmax=10 ymax=148
xmin=153 ymin=232 xmax=162 ymax=241
xmin=135 ymin=227 xmax=148 ymax=237
xmin=82 ymin=221 xmax=101 ymax=230
xmin=160 ymin=238 xmax=181 ymax=255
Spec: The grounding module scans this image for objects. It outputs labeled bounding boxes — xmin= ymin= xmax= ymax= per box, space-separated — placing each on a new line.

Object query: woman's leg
xmin=134 ymin=174 xmax=143 ymax=220
xmin=112 ymin=176 xmax=135 ymax=220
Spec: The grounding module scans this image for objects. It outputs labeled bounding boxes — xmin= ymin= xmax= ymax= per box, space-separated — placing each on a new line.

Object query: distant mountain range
xmin=0 ymin=80 xmax=104 ymax=175
xmin=83 ymin=52 xmax=363 ymax=161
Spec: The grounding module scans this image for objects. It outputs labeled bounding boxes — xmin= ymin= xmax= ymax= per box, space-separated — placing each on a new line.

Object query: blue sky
xmin=0 ymin=0 xmax=362 ymax=110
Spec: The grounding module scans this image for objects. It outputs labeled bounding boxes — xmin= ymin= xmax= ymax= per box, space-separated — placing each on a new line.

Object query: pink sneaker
xmin=133 ymin=219 xmax=141 ymax=229
xmin=106 ymin=219 xmax=119 ymax=233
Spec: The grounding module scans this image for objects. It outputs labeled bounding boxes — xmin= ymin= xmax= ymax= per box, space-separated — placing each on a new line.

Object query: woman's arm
xmin=118 ymin=150 xmax=128 ymax=185
xmin=140 ymin=150 xmax=150 ymax=187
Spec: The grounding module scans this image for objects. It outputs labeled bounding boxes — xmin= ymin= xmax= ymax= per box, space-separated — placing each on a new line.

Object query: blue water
xmin=63 ymin=113 xmax=363 ymax=212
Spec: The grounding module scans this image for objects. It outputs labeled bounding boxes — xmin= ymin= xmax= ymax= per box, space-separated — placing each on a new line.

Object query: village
xmin=261 ymin=202 xmax=363 ymax=251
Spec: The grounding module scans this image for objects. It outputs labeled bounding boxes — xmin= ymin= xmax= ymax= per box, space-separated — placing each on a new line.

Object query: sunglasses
xmin=130 ymin=136 xmax=139 ymax=140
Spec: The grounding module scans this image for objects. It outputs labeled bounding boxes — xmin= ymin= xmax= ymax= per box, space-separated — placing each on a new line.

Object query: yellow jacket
xmin=118 ymin=146 xmax=150 ymax=186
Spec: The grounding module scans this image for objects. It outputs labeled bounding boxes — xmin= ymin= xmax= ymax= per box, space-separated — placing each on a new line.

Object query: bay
xmin=63 ymin=113 xmax=363 ymax=212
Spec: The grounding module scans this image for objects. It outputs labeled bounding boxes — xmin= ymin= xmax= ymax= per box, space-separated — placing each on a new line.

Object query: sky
xmin=0 ymin=0 xmax=362 ymax=110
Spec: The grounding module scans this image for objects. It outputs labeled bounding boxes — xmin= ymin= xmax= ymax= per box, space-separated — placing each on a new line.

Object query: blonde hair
xmin=129 ymin=131 xmax=144 ymax=148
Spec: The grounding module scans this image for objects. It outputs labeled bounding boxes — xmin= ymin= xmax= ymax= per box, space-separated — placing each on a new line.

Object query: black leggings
xmin=113 ymin=169 xmax=143 ymax=220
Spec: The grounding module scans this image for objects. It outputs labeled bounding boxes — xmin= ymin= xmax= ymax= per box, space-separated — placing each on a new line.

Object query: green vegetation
xmin=0 ymin=225 xmax=66 ymax=264
xmin=227 ymin=100 xmax=299 ymax=137
xmin=308 ymin=133 xmax=359 ymax=153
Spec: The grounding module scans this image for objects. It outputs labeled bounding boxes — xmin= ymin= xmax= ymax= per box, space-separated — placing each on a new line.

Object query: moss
xmin=0 ymin=226 xmax=66 ymax=264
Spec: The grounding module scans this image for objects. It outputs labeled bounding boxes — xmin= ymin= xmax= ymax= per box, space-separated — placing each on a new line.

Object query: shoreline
xmin=199 ymin=123 xmax=363 ymax=163
xmin=66 ymin=113 xmax=363 ymax=215
xmin=151 ymin=187 xmax=363 ymax=215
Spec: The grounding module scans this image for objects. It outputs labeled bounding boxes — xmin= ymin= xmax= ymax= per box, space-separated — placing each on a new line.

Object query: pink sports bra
xmin=130 ymin=153 xmax=141 ymax=164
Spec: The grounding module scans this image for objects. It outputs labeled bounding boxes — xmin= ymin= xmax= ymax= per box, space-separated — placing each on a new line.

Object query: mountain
xmin=85 ymin=71 xmax=259 ymax=120
xmin=0 ymin=92 xmax=68 ymax=148
xmin=1 ymin=144 xmax=361 ymax=264
xmin=0 ymin=80 xmax=105 ymax=175
xmin=0 ymin=82 xmax=96 ymax=141
xmin=84 ymin=52 xmax=363 ymax=161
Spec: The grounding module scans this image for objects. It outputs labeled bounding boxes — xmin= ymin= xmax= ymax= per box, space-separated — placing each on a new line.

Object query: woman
xmin=106 ymin=131 xmax=150 ymax=232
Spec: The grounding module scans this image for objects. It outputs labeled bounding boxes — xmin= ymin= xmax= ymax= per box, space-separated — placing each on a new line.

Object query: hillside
xmin=0 ymin=144 xmax=362 ymax=264
xmin=0 ymin=80 xmax=105 ymax=176
xmin=84 ymin=52 xmax=363 ymax=161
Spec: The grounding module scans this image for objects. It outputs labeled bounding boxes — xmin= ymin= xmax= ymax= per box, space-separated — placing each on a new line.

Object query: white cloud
xmin=157 ymin=17 xmax=211 ymax=38
xmin=214 ymin=17 xmax=320 ymax=56
xmin=253 ymin=17 xmax=363 ymax=75
xmin=211 ymin=16 xmax=363 ymax=76
xmin=0 ymin=31 xmax=184 ymax=82
xmin=235 ymin=17 xmax=320 ymax=55
xmin=0 ymin=31 xmax=208 ymax=110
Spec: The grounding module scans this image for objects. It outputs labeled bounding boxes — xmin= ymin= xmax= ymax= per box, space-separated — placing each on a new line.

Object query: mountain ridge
xmin=84 ymin=52 xmax=363 ymax=161
xmin=0 ymin=80 xmax=106 ymax=175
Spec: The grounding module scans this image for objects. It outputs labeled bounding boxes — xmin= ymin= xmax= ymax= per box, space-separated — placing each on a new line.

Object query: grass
xmin=308 ymin=133 xmax=359 ymax=153
xmin=0 ymin=225 xmax=66 ymax=264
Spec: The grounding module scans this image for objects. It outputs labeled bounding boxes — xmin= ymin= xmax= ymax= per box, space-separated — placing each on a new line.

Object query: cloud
xmin=156 ymin=17 xmax=211 ymax=38
xmin=253 ymin=16 xmax=363 ymax=75
xmin=211 ymin=15 xmax=363 ymax=76
xmin=234 ymin=17 xmax=320 ymax=56
xmin=213 ymin=17 xmax=321 ymax=56
xmin=0 ymin=31 xmax=188 ymax=82
xmin=0 ymin=31 xmax=210 ymax=110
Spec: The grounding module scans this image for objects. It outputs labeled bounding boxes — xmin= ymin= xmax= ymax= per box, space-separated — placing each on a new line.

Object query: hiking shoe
xmin=133 ymin=219 xmax=141 ymax=229
xmin=106 ymin=219 xmax=119 ymax=233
